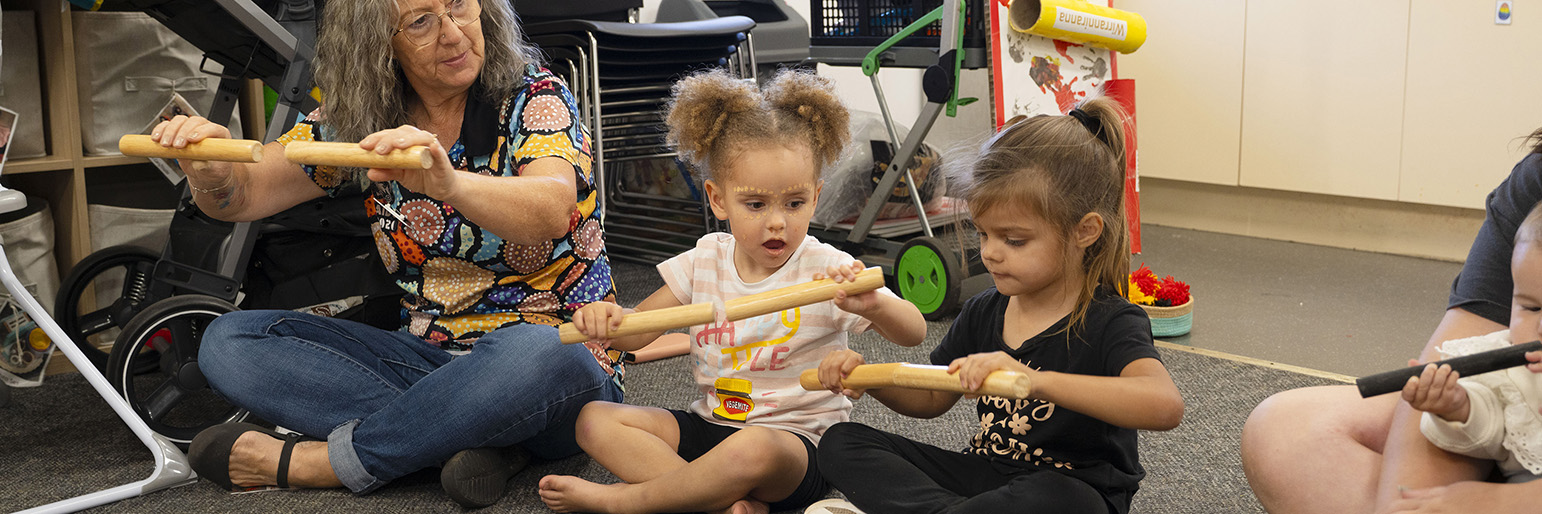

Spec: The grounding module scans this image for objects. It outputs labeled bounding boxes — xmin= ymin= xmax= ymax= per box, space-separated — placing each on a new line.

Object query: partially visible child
xmin=812 ymin=98 xmax=1184 ymax=514
xmin=538 ymin=69 xmax=927 ymax=514
xmin=1401 ymin=201 xmax=1542 ymax=485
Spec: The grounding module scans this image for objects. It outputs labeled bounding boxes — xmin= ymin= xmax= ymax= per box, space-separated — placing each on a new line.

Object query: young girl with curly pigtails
xmin=538 ymin=69 xmax=926 ymax=514
xmin=810 ymin=98 xmax=1185 ymax=514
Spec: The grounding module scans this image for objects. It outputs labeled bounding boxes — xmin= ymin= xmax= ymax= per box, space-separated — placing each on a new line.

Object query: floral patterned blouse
xmin=276 ymin=66 xmax=619 ymax=376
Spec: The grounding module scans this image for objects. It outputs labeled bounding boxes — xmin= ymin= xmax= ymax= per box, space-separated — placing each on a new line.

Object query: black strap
xmin=276 ymin=433 xmax=301 ymax=489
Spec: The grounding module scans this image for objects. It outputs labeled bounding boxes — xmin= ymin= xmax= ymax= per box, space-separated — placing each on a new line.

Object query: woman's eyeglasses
xmin=393 ymin=0 xmax=481 ymax=47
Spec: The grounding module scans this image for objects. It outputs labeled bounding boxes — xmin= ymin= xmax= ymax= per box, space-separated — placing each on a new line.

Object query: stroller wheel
xmin=54 ymin=245 xmax=163 ymax=372
xmin=895 ymin=236 xmax=961 ymax=321
xmin=107 ymin=295 xmax=248 ymax=448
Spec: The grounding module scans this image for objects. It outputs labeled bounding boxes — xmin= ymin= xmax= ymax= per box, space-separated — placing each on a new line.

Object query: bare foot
xmin=715 ymin=498 xmax=769 ymax=514
xmin=227 ymin=431 xmax=340 ymax=488
xmin=539 ymin=474 xmax=629 ymax=513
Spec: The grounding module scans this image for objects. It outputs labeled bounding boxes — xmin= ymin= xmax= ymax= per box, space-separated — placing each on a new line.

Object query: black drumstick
xmin=1356 ymin=340 xmax=1542 ymax=398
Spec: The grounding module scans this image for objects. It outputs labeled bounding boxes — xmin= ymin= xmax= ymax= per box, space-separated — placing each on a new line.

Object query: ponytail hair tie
xmin=1068 ymin=109 xmax=1114 ymax=148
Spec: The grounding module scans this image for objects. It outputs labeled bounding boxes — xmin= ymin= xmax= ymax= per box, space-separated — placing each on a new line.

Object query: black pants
xmin=817 ymin=423 xmax=1111 ymax=514
xmin=670 ymin=410 xmax=829 ymax=511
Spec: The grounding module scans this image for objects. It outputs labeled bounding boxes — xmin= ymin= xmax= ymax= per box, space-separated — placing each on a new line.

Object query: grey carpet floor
xmin=0 ymin=260 xmax=1342 ymax=513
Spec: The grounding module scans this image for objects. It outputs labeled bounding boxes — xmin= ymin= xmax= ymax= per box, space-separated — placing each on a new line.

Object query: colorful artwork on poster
xmin=991 ymin=0 xmax=1112 ymax=127
xmin=990 ymin=1 xmax=1141 ymax=252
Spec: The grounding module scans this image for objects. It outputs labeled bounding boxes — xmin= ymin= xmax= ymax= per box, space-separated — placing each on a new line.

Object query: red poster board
xmin=1105 ymin=78 xmax=1140 ymax=253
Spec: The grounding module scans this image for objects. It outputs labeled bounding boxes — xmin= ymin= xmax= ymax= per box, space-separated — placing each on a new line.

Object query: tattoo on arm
xmin=208 ymin=180 xmax=240 ymax=210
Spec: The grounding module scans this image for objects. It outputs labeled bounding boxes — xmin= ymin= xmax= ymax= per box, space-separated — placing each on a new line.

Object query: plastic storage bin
xmin=808 ymin=0 xmax=988 ymax=49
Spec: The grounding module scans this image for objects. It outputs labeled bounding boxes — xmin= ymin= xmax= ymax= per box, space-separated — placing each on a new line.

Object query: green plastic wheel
xmin=895 ymin=236 xmax=960 ymax=320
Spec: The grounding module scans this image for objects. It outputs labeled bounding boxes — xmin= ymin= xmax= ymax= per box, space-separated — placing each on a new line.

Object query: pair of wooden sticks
xmin=125 ymin=137 xmax=1032 ymax=398
xmin=547 ymin=256 xmax=1538 ymax=400
xmin=118 ymin=134 xmax=433 ymax=170
xmin=554 ymin=267 xmax=1034 ymax=399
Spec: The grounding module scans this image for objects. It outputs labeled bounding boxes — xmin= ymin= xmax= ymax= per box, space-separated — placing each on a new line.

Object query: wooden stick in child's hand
xmin=798 ymin=363 xmax=1034 ymax=399
xmin=1356 ymin=340 xmax=1542 ymax=398
xmin=284 ymin=141 xmax=432 ymax=170
xmin=119 ymin=134 xmax=264 ymax=163
xmin=557 ymin=267 xmax=886 ymax=344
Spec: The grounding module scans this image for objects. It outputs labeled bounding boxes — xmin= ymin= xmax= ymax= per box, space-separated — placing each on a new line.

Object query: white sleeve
xmin=1419 ymin=380 xmax=1509 ymax=462
xmin=657 ymin=247 xmax=697 ymax=305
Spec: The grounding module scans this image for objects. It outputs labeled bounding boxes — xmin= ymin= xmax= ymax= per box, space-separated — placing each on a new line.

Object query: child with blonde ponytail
xmin=539 ymin=69 xmax=925 ymax=514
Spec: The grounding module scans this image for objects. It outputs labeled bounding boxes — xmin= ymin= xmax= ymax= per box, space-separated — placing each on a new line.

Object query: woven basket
xmin=1140 ymin=296 xmax=1193 ymax=337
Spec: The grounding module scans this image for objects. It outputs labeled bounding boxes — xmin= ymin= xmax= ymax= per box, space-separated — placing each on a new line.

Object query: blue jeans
xmin=199 ymin=310 xmax=623 ymax=493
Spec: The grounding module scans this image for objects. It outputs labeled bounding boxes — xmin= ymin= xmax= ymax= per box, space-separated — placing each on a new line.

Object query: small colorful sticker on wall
xmin=1497 ymin=1 xmax=1513 ymax=24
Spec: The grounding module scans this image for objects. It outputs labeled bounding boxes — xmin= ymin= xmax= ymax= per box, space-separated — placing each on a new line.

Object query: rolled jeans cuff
xmin=327 ymin=419 xmax=384 ymax=494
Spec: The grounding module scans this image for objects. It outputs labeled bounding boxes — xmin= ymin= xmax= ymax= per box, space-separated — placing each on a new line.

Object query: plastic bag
xmin=814 ymin=110 xmax=947 ymax=227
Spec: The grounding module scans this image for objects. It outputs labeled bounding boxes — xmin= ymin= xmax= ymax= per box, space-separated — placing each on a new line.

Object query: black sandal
xmin=188 ymin=422 xmax=308 ymax=490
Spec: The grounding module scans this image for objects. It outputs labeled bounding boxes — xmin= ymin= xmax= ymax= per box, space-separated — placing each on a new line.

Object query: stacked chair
xmin=518 ymin=1 xmax=757 ymax=263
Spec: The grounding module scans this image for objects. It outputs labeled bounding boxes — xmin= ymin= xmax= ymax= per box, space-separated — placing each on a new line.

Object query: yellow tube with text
xmin=1008 ymin=0 xmax=1147 ymax=54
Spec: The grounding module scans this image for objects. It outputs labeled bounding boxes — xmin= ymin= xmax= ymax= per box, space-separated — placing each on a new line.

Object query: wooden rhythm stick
xmin=119 ymin=134 xmax=264 ymax=163
xmin=799 ymin=363 xmax=1034 ymax=399
xmin=284 ymin=141 xmax=432 ymax=170
xmin=558 ymin=267 xmax=886 ymax=344
xmin=118 ymin=135 xmax=430 ymax=170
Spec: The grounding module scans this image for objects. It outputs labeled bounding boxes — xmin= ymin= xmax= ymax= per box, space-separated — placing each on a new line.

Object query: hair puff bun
xmin=665 ymin=70 xmax=761 ymax=169
xmin=765 ymin=71 xmax=849 ymax=167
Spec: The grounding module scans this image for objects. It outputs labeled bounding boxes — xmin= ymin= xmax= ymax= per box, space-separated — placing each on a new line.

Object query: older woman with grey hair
xmin=149 ymin=0 xmax=620 ymax=507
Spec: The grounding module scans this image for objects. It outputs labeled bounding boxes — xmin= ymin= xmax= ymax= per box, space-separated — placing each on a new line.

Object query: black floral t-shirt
xmin=277 ymin=66 xmax=618 ymax=375
xmin=930 ymin=288 xmax=1160 ymax=513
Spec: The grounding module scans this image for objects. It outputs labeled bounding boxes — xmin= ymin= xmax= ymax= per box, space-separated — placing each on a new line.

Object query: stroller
xmin=50 ymin=0 xmax=400 ymax=448
xmin=56 ymin=187 xmax=402 ymax=447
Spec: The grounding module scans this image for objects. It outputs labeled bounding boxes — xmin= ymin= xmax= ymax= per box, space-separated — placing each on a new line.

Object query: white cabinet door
xmin=1239 ymin=0 xmax=1410 ymax=200
xmin=1399 ymin=0 xmax=1542 ymax=209
xmin=1117 ymin=0 xmax=1247 ymax=186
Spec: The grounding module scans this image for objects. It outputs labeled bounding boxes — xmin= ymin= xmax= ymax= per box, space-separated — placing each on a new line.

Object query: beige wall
xmin=1120 ymin=0 xmax=1542 ymax=211
xmin=1139 ymin=178 xmax=1484 ymax=262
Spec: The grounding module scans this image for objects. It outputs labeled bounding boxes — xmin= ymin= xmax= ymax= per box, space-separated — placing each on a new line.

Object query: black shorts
xmin=669 ymin=409 xmax=830 ymax=511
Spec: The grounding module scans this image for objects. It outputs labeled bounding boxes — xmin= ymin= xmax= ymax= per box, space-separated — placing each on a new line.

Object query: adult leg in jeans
xmin=197 ymin=310 xmax=455 ymax=489
xmin=818 ymin=423 xmax=1108 ymax=514
xmin=332 ymin=321 xmax=621 ymax=492
xmin=198 ymin=311 xmax=622 ymax=492
xmin=201 ymin=311 xmax=454 ymax=436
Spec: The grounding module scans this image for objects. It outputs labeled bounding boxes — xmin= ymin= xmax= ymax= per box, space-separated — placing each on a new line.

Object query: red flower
xmin=1131 ymin=263 xmax=1160 ymax=296
xmin=1154 ymin=275 xmax=1191 ymax=305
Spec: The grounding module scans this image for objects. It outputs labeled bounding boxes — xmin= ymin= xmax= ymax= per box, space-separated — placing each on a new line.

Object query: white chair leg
xmin=0 ymin=241 xmax=197 ymax=513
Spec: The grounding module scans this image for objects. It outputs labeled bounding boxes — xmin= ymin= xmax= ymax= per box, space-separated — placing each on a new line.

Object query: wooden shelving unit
xmin=3 ymin=0 xmax=264 ymax=374
xmin=4 ymin=0 xmax=90 ymax=277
